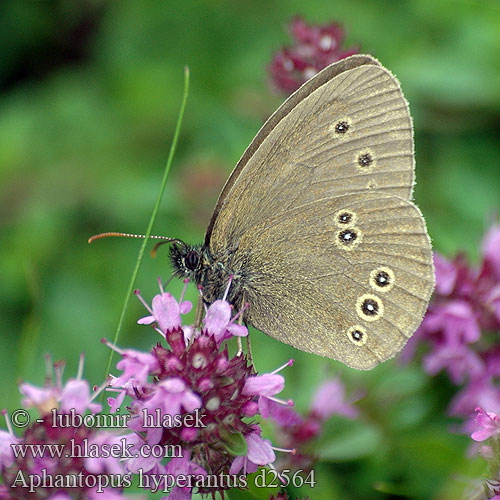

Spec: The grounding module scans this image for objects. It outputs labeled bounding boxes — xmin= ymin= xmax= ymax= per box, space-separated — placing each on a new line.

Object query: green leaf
xmin=315 ymin=420 xmax=382 ymax=461
xmin=220 ymin=429 xmax=247 ymax=456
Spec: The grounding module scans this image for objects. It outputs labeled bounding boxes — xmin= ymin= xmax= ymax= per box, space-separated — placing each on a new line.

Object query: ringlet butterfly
xmin=110 ymin=55 xmax=435 ymax=370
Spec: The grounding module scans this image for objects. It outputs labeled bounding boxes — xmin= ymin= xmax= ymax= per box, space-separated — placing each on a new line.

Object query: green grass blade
xmin=102 ymin=66 xmax=190 ymax=388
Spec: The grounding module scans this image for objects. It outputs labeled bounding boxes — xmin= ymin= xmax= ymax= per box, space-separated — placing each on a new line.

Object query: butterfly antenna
xmin=88 ymin=232 xmax=186 ymax=258
xmin=150 ymin=239 xmax=184 ymax=258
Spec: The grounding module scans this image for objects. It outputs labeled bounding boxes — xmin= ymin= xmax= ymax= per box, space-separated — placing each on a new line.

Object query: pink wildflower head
xmin=136 ymin=278 xmax=192 ymax=335
xmin=470 ymin=407 xmax=500 ymax=442
xmin=408 ymin=223 xmax=500 ymax=426
xmin=111 ymin=327 xmax=284 ymax=483
xmin=269 ymin=16 xmax=359 ymax=94
xmin=0 ymin=361 xmax=129 ymax=500
xmin=106 ymin=282 xmax=294 ymax=496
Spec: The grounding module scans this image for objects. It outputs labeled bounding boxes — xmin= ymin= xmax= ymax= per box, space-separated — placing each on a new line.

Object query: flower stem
xmin=102 ymin=67 xmax=190 ymax=390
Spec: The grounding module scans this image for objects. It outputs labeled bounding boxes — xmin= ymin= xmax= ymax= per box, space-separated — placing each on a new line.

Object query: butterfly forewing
xmin=204 ymin=54 xmax=381 ymax=244
xmin=208 ymin=59 xmax=414 ymax=257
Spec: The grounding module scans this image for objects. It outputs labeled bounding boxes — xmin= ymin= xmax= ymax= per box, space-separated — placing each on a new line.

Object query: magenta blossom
xmin=471 ymin=407 xmax=500 ymax=442
xmin=0 ymin=358 xmax=130 ymax=500
xmin=423 ymin=300 xmax=480 ymax=345
xmin=136 ymin=278 xmax=192 ymax=334
xmin=243 ymin=359 xmax=294 ymax=418
xmin=467 ymin=406 xmax=500 ymax=498
xmin=269 ymin=16 xmax=359 ymax=94
xmin=229 ymin=427 xmax=277 ymax=475
xmin=109 ymin=345 xmax=160 ymax=388
xmin=408 ymin=223 xmax=500 ymax=425
xmin=129 ymin=377 xmax=202 ymax=445
xmin=203 ymin=299 xmax=248 ymax=344
xmin=105 ymin=280 xmax=295 ymax=498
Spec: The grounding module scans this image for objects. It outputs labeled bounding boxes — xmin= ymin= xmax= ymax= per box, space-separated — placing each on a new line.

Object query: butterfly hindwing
xmin=235 ymin=193 xmax=434 ymax=369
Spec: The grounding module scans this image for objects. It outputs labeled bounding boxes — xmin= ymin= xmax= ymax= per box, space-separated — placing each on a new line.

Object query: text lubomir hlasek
xmin=48 ymin=408 xmax=207 ymax=428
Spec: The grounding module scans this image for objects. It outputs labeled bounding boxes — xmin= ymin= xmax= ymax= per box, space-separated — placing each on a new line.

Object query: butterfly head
xmin=169 ymin=242 xmax=204 ymax=281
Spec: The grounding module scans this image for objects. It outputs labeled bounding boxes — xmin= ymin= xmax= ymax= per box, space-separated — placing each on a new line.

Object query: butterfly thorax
xmin=169 ymin=242 xmax=252 ymax=308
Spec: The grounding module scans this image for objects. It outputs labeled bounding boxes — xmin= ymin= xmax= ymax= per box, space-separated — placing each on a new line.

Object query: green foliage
xmin=220 ymin=430 xmax=248 ymax=457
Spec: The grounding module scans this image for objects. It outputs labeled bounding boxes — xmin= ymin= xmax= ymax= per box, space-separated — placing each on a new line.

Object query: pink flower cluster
xmin=105 ymin=278 xmax=296 ymax=498
xmin=0 ymin=276 xmax=357 ymax=500
xmin=417 ymin=226 xmax=500 ymax=417
xmin=0 ymin=356 xmax=130 ymax=500
xmin=408 ymin=224 xmax=500 ymax=422
xmin=269 ymin=16 xmax=359 ymax=94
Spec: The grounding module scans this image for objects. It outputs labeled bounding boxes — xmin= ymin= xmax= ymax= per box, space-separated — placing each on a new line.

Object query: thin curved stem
xmin=101 ymin=67 xmax=190 ymax=390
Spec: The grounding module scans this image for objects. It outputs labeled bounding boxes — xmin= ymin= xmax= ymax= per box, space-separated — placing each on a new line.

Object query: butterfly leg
xmin=194 ymin=293 xmax=204 ymax=329
xmin=240 ymin=294 xmax=253 ymax=364
xmin=245 ymin=322 xmax=253 ymax=365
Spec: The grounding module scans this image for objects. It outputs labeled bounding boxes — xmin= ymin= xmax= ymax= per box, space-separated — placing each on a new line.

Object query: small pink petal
xmin=204 ymin=300 xmax=231 ymax=337
xmin=228 ymin=323 xmax=248 ymax=337
xmin=246 ymin=432 xmax=276 ymax=465
xmin=108 ymin=391 xmax=126 ymax=413
xmin=243 ymin=374 xmax=284 ymax=397
xmin=137 ymin=315 xmax=155 ymax=325
xmin=152 ymin=293 xmax=182 ymax=332
xmin=433 ymin=253 xmax=457 ymax=296
xmin=471 ymin=428 xmax=494 ymax=441
xmin=60 ymin=379 xmax=99 ymax=414
xmin=179 ymin=301 xmax=193 ymax=315
xmin=229 ymin=455 xmax=245 ymax=475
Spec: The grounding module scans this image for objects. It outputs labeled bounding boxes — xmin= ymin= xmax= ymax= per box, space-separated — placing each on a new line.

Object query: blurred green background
xmin=1 ymin=0 xmax=499 ymax=499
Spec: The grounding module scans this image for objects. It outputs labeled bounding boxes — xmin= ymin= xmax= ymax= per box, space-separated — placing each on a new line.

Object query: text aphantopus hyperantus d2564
xmin=170 ymin=54 xmax=435 ymax=370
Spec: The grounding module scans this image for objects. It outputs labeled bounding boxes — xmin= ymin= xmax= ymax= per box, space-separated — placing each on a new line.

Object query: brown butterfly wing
xmin=204 ymin=55 xmax=432 ymax=367
xmin=236 ymin=193 xmax=434 ymax=369
xmin=205 ymin=54 xmax=381 ymax=245
xmin=207 ymin=56 xmax=415 ymax=258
